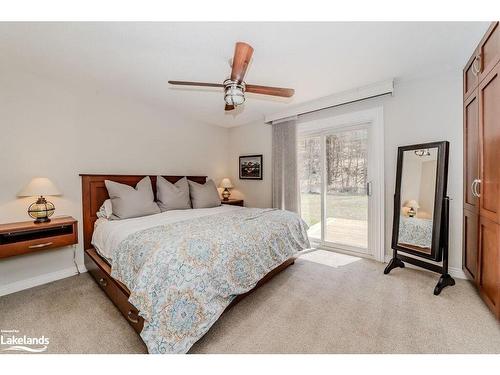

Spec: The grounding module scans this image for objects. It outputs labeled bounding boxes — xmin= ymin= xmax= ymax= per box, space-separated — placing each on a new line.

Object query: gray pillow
xmin=188 ymin=179 xmax=221 ymax=209
xmin=156 ymin=176 xmax=191 ymax=211
xmin=104 ymin=177 xmax=160 ymax=219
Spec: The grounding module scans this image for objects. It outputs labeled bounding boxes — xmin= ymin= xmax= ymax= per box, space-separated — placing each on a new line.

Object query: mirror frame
xmin=391 ymin=141 xmax=449 ymax=261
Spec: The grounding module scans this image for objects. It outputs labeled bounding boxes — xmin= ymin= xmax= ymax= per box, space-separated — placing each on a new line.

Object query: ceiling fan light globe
xmin=225 ymin=93 xmax=245 ymax=106
xmin=224 ymin=83 xmax=245 ymax=106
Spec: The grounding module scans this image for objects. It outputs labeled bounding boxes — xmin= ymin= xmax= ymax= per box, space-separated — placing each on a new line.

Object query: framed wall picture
xmin=239 ymin=155 xmax=263 ymax=180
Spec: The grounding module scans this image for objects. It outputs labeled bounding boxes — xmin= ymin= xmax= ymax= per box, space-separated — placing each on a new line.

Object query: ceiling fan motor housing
xmin=224 ymin=79 xmax=245 ymax=106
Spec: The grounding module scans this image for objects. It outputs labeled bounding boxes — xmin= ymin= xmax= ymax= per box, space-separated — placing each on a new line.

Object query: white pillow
xmin=96 ymin=199 xmax=113 ymax=219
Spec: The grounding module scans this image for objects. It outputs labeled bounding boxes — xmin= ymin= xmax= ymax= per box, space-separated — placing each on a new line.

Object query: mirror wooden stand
xmin=384 ymin=141 xmax=455 ymax=295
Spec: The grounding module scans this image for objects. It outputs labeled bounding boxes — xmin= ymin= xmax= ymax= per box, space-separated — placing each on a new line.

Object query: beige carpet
xmin=1 ymin=250 xmax=499 ymax=354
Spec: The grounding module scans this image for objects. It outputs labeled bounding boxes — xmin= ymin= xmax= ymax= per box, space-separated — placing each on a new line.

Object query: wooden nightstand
xmin=221 ymin=199 xmax=244 ymax=207
xmin=0 ymin=216 xmax=78 ymax=259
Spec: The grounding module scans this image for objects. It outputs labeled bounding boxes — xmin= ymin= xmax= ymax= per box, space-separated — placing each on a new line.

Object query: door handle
xmin=366 ymin=181 xmax=373 ymax=196
xmin=472 ymin=179 xmax=481 ymax=198
xmin=474 ymin=55 xmax=482 ymax=75
xmin=474 ymin=179 xmax=481 ymax=198
xmin=472 ymin=62 xmax=477 ymax=76
xmin=127 ymin=310 xmax=140 ymax=324
xmin=472 ymin=55 xmax=481 ymax=76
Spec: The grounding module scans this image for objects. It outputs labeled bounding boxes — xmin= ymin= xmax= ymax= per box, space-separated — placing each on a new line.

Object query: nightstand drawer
xmin=0 ymin=232 xmax=77 ymax=258
xmin=0 ymin=224 xmax=74 ymax=244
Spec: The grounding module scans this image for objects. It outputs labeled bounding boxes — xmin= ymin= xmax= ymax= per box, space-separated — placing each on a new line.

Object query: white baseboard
xmin=448 ymin=267 xmax=467 ymax=280
xmin=0 ymin=264 xmax=87 ymax=297
xmin=384 ymin=255 xmax=466 ymax=280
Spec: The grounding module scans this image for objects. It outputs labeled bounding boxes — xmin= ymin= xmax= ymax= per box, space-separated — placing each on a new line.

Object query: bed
xmin=80 ymin=174 xmax=310 ymax=353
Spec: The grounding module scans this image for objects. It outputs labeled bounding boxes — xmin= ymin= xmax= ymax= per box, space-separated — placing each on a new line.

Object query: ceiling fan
xmin=168 ymin=42 xmax=295 ymax=111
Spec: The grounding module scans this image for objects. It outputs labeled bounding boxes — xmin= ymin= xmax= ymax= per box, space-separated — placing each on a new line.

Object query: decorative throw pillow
xmin=188 ymin=179 xmax=221 ymax=209
xmin=104 ymin=176 xmax=160 ymax=220
xmin=96 ymin=199 xmax=113 ymax=219
xmin=156 ymin=176 xmax=191 ymax=211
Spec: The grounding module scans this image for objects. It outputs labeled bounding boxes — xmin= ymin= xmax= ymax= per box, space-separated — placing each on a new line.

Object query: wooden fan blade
xmin=168 ymin=80 xmax=223 ymax=88
xmin=245 ymin=84 xmax=295 ymax=97
xmin=231 ymin=42 xmax=254 ymax=83
xmin=225 ymin=104 xmax=235 ymax=111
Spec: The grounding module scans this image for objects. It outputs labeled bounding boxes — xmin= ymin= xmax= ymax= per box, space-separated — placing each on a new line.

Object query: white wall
xmin=227 ymin=121 xmax=273 ymax=208
xmin=228 ymin=71 xmax=464 ymax=271
xmin=0 ymin=70 xmax=229 ymax=294
xmin=0 ymin=68 xmax=465 ymax=294
xmin=419 ymin=160 xmax=438 ymax=216
xmin=401 ymin=158 xmax=423 ymax=210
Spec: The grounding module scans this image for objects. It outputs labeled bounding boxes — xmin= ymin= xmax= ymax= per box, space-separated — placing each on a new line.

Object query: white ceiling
xmin=0 ymin=22 xmax=489 ymax=128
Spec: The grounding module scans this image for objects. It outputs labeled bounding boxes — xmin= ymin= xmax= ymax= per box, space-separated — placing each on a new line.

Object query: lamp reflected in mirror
xmin=220 ymin=178 xmax=234 ymax=201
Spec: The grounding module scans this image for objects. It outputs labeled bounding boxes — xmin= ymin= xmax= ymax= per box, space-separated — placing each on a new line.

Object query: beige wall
xmin=228 ymin=72 xmax=464 ymax=272
xmin=418 ymin=160 xmax=438 ymax=216
xmin=401 ymin=158 xmax=423 ymax=211
xmin=227 ymin=121 xmax=273 ymax=208
xmin=0 ymin=69 xmax=465 ymax=293
xmin=0 ymin=70 xmax=229 ymax=293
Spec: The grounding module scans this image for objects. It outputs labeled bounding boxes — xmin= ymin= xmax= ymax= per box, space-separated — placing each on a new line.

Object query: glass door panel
xmin=298 ymin=136 xmax=322 ymax=241
xmin=324 ymin=128 xmax=369 ymax=251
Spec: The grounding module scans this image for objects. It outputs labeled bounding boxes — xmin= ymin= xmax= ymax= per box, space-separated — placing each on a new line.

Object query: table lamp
xmin=220 ymin=178 xmax=234 ymax=201
xmin=406 ymin=199 xmax=420 ymax=218
xmin=17 ymin=177 xmax=61 ymax=223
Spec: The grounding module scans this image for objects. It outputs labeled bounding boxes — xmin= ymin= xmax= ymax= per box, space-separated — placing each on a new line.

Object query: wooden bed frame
xmin=80 ymin=174 xmax=295 ymax=335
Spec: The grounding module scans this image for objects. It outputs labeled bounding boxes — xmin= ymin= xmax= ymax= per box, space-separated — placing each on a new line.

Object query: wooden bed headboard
xmin=80 ymin=174 xmax=207 ymax=250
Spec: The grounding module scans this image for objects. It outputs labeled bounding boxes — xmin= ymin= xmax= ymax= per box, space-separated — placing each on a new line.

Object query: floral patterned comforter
xmin=110 ymin=208 xmax=310 ymax=353
xmin=398 ymin=215 xmax=432 ymax=249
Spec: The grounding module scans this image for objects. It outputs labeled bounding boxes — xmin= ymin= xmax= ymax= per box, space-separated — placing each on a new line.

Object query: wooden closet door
xmin=477 ymin=22 xmax=500 ymax=83
xmin=464 ymin=92 xmax=479 ymax=213
xmin=463 ymin=90 xmax=480 ymax=282
xmin=479 ymin=63 xmax=500 ymax=224
xmin=478 ymin=216 xmax=500 ymax=317
xmin=463 ymin=209 xmax=479 ymax=281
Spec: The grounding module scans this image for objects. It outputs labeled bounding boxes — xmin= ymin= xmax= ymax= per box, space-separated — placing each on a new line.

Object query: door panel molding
xmin=477 ymin=22 xmax=500 ymax=83
xmin=478 ymin=216 xmax=499 ymax=313
xmin=478 ymin=64 xmax=500 ymax=224
xmin=463 ymin=91 xmax=479 ymax=213
xmin=463 ymin=209 xmax=479 ymax=281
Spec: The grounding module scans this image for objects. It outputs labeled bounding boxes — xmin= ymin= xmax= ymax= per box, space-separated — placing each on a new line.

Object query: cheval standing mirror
xmin=385 ymin=141 xmax=454 ymax=295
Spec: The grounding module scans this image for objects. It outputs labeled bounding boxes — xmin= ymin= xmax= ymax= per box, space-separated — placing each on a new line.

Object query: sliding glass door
xmin=324 ymin=128 xmax=368 ymax=251
xmin=298 ymin=124 xmax=373 ymax=256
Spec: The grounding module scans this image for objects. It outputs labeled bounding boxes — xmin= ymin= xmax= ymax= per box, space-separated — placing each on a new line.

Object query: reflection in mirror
xmin=397 ymin=147 xmax=438 ymax=254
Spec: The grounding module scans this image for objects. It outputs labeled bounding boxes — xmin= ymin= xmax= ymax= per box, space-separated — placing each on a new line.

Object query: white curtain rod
xmin=266 ymin=79 xmax=394 ymax=124
xmin=271 ymin=115 xmax=298 ymax=125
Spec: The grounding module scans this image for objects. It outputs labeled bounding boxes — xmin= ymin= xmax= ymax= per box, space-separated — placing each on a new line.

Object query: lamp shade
xmin=220 ymin=178 xmax=234 ymax=189
xmin=405 ymin=199 xmax=420 ymax=209
xmin=18 ymin=177 xmax=61 ymax=197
